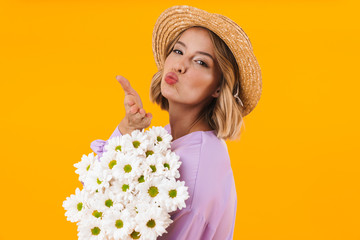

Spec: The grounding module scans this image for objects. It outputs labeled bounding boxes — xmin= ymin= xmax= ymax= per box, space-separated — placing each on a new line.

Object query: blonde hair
xmin=149 ymin=26 xmax=245 ymax=141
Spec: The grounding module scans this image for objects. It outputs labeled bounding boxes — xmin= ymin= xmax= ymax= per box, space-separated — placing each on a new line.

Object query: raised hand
xmin=116 ymin=75 xmax=152 ymax=134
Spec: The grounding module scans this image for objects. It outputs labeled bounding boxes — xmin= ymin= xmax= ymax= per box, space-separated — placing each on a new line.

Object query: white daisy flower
xmin=99 ymin=150 xmax=126 ymax=174
xmin=158 ymin=179 xmax=190 ymax=212
xmin=84 ymin=166 xmax=112 ymax=194
xmin=136 ymin=176 xmax=163 ymax=205
xmin=63 ymin=188 xmax=89 ymax=222
xmin=74 ymin=152 xmax=97 ymax=182
xmin=102 ymin=208 xmax=135 ymax=240
xmin=161 ymin=150 xmax=181 ymax=179
xmin=148 ymin=126 xmax=172 ymax=145
xmin=143 ymin=153 xmax=165 ymax=180
xmin=122 ymin=129 xmax=151 ymax=156
xmin=127 ymin=230 xmax=142 ymax=240
xmin=134 ymin=202 xmax=173 ymax=239
xmin=89 ymin=188 xmax=124 ymax=213
xmin=77 ymin=217 xmax=105 ymax=240
xmin=147 ymin=126 xmax=172 ymax=152
xmin=104 ymin=134 xmax=132 ymax=155
xmin=109 ymin=177 xmax=136 ymax=204
xmin=112 ymin=153 xmax=142 ymax=182
xmin=143 ymin=141 xmax=156 ymax=159
xmin=81 ymin=201 xmax=106 ymax=222
xmin=135 ymin=173 xmax=148 ymax=185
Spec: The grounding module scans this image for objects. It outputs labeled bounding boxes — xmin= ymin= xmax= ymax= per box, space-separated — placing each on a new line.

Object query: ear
xmin=212 ymin=87 xmax=221 ymax=98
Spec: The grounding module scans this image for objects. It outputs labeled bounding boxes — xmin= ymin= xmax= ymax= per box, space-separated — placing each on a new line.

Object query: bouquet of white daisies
xmin=63 ymin=126 xmax=189 ymax=240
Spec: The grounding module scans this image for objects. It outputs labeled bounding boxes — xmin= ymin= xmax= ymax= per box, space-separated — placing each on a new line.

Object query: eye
xmin=196 ymin=60 xmax=208 ymax=67
xmin=172 ymin=49 xmax=182 ymax=54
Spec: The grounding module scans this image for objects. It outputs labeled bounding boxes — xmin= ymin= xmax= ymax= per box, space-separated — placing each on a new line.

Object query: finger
xmin=146 ymin=112 xmax=152 ymax=119
xmin=127 ymin=99 xmax=135 ymax=106
xmin=133 ymin=108 xmax=145 ymax=119
xmin=139 ymin=108 xmax=145 ymax=116
xmin=143 ymin=113 xmax=152 ymax=128
xmin=118 ymin=76 xmax=143 ymax=109
xmin=129 ymin=105 xmax=139 ymax=114
xmin=141 ymin=112 xmax=152 ymax=123
xmin=124 ymin=95 xmax=136 ymax=112
xmin=130 ymin=111 xmax=151 ymax=129
xmin=133 ymin=109 xmax=145 ymax=121
xmin=131 ymin=111 xmax=145 ymax=123
xmin=116 ymin=75 xmax=137 ymax=96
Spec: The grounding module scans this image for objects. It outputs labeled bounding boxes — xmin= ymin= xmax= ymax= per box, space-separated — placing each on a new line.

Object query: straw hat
xmin=152 ymin=5 xmax=262 ymax=117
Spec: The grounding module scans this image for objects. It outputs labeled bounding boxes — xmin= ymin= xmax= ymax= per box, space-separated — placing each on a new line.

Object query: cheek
xmin=163 ymin=55 xmax=174 ymax=69
xmin=184 ymin=71 xmax=215 ymax=98
xmin=159 ymin=72 xmax=173 ymax=98
xmin=188 ymin=71 xmax=214 ymax=88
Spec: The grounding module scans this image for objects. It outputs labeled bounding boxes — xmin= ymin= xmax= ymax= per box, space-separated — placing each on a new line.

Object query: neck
xmin=168 ymin=101 xmax=212 ymax=141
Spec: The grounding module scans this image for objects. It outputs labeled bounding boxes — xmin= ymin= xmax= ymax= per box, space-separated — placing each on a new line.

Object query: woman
xmin=91 ymin=5 xmax=262 ymax=240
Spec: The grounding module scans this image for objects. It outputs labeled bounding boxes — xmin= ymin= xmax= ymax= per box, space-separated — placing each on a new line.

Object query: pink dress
xmin=90 ymin=124 xmax=237 ymax=240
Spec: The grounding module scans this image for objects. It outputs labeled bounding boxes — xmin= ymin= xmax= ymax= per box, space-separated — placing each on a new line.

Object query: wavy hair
xmin=149 ymin=26 xmax=245 ymax=141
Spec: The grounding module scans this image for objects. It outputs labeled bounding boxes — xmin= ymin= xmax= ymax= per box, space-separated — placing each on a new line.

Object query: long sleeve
xmin=90 ymin=125 xmax=123 ymax=159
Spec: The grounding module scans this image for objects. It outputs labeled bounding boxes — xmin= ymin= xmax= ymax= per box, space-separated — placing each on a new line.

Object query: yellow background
xmin=1 ymin=0 xmax=359 ymax=239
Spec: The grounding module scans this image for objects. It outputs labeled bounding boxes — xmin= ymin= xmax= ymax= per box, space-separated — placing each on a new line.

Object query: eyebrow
xmin=175 ymin=41 xmax=215 ymax=62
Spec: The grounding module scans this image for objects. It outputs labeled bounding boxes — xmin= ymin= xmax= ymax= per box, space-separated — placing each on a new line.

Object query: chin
xmin=160 ymin=81 xmax=171 ymax=99
xmin=161 ymin=89 xmax=171 ymax=101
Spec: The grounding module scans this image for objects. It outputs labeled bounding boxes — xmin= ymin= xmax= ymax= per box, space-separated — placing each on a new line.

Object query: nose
xmin=173 ymin=58 xmax=186 ymax=74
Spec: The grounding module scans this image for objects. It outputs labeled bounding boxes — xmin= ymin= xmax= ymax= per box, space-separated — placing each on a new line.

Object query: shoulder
xmin=199 ymin=131 xmax=231 ymax=172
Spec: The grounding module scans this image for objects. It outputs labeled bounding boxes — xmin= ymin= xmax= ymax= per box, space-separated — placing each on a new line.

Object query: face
xmin=161 ymin=27 xmax=222 ymax=106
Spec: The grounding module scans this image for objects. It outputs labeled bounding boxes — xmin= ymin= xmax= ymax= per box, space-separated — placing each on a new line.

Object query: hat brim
xmin=152 ymin=5 xmax=262 ymax=117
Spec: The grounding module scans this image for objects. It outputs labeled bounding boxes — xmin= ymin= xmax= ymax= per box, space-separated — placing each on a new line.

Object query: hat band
xmin=233 ymin=84 xmax=244 ymax=107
